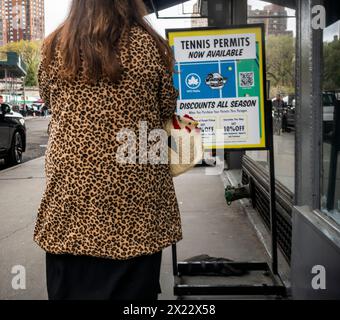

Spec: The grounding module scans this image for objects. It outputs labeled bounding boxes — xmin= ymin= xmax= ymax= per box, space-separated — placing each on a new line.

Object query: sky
xmin=45 ymin=0 xmax=194 ymax=37
xmin=45 ymin=0 xmax=300 ymax=38
xmin=45 ymin=0 xmax=71 ymax=35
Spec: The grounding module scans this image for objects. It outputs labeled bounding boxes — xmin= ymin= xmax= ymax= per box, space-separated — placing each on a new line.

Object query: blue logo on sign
xmin=185 ymin=73 xmax=201 ymax=90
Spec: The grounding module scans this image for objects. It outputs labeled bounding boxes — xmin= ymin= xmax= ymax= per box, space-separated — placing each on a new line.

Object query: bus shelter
xmin=148 ymin=0 xmax=340 ymax=299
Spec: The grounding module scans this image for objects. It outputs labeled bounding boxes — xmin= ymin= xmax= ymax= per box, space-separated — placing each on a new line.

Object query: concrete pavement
xmin=0 ymin=157 xmax=268 ymax=300
xmin=0 ymin=157 xmax=47 ymax=300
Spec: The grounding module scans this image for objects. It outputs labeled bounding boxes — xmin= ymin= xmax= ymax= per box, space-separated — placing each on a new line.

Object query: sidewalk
xmin=0 ymin=158 xmax=268 ymax=300
xmin=0 ymin=158 xmax=47 ymax=300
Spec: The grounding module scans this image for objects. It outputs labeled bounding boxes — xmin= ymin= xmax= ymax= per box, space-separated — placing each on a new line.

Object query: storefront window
xmin=321 ymin=20 xmax=340 ymax=225
xmin=247 ymin=0 xmax=296 ymax=193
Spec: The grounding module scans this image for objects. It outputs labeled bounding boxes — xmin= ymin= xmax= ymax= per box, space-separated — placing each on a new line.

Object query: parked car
xmin=281 ymin=92 xmax=338 ymax=135
xmin=0 ymin=103 xmax=26 ymax=165
xmin=323 ymin=92 xmax=337 ymax=136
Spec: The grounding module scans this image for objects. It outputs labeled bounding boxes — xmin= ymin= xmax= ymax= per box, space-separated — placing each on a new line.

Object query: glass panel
xmin=321 ymin=20 xmax=340 ymax=225
xmin=247 ymin=1 xmax=296 ymax=193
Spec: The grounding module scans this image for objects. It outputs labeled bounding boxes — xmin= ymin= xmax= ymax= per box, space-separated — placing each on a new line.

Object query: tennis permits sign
xmin=174 ymin=34 xmax=256 ymax=62
xmin=167 ymin=26 xmax=268 ymax=150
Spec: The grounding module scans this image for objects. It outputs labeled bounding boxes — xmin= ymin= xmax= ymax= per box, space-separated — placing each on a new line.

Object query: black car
xmin=0 ymin=104 xmax=26 ymax=165
xmin=279 ymin=93 xmax=338 ymax=135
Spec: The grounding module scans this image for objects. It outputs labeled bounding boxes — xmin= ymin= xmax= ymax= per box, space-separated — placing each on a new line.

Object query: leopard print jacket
xmin=34 ymin=26 xmax=183 ymax=260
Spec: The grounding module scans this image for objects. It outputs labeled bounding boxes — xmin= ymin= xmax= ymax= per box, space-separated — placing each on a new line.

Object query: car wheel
xmin=6 ymin=132 xmax=24 ymax=165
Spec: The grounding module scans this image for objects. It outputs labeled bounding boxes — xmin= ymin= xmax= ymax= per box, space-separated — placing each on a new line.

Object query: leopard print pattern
xmin=34 ymin=26 xmax=183 ymax=260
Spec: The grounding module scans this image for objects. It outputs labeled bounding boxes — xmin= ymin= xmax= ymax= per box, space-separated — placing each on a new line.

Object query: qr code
xmin=239 ymin=72 xmax=255 ymax=88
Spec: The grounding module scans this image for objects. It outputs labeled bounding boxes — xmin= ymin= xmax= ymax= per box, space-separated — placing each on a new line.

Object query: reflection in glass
xmin=246 ymin=1 xmax=296 ymax=193
xmin=322 ymin=21 xmax=340 ymax=225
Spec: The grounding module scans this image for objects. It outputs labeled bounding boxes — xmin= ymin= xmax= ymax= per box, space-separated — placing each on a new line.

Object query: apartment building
xmin=0 ymin=0 xmax=44 ymax=45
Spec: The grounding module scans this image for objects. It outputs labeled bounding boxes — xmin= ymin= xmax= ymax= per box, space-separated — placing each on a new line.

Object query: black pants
xmin=46 ymin=251 xmax=162 ymax=301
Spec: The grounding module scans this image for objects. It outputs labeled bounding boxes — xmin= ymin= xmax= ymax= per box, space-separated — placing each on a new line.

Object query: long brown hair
xmin=44 ymin=0 xmax=174 ymax=83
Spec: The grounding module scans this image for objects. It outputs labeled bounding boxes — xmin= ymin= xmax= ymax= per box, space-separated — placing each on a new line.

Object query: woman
xmin=34 ymin=0 xmax=182 ymax=301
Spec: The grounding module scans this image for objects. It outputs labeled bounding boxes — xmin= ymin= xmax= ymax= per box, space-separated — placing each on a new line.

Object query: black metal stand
xmin=171 ymin=101 xmax=286 ymax=298
xmin=268 ymin=100 xmax=279 ymax=275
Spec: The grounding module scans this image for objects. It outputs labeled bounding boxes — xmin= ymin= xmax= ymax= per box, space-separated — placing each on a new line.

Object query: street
xmin=0 ymin=117 xmax=50 ymax=171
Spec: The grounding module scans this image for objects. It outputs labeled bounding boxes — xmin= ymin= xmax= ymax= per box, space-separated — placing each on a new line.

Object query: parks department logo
xmin=185 ymin=73 xmax=201 ymax=90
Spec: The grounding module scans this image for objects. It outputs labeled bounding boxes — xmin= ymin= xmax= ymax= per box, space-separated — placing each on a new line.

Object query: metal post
xmin=230 ymin=0 xmax=247 ymax=25
xmin=295 ymin=0 xmax=323 ymax=209
xmin=172 ymin=244 xmax=179 ymax=276
xmin=5 ymin=68 xmax=8 ymax=102
xmin=229 ymin=0 xmax=247 ymax=169
xmin=207 ymin=0 xmax=231 ymax=27
xmin=267 ymin=100 xmax=278 ymax=275
xmin=207 ymin=0 xmax=247 ymax=170
xmin=23 ymin=81 xmax=26 ymax=107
